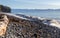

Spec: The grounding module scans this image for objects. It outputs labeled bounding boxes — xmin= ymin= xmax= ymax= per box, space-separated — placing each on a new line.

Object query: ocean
xmin=11 ymin=9 xmax=60 ymax=20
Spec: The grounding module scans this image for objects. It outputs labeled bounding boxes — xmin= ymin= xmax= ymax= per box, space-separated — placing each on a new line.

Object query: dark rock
xmin=0 ymin=5 xmax=11 ymax=13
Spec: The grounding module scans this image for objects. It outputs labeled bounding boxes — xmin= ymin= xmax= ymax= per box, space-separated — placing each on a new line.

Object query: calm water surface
xmin=11 ymin=9 xmax=60 ymax=20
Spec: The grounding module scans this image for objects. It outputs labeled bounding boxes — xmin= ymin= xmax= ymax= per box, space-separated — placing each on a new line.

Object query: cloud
xmin=1 ymin=0 xmax=60 ymax=9
xmin=48 ymin=1 xmax=60 ymax=5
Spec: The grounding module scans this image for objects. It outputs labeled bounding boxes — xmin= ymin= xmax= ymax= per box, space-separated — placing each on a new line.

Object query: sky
xmin=0 ymin=0 xmax=60 ymax=9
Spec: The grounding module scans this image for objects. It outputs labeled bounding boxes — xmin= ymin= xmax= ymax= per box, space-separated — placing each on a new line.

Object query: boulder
xmin=0 ymin=5 xmax=11 ymax=13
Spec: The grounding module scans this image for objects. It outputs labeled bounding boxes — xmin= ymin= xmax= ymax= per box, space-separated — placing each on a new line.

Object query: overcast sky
xmin=0 ymin=0 xmax=60 ymax=9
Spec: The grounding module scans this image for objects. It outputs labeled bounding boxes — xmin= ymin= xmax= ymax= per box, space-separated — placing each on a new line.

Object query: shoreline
xmin=0 ymin=12 xmax=60 ymax=28
xmin=0 ymin=12 xmax=60 ymax=27
xmin=16 ymin=14 xmax=60 ymax=28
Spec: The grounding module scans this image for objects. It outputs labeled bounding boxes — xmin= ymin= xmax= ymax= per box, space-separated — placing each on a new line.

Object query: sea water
xmin=11 ymin=9 xmax=60 ymax=20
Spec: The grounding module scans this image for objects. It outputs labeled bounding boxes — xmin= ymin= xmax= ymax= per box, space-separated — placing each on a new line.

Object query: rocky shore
xmin=0 ymin=13 xmax=60 ymax=38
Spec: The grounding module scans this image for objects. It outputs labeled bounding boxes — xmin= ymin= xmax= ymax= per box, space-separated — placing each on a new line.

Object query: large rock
xmin=0 ymin=5 xmax=11 ymax=13
xmin=0 ymin=13 xmax=60 ymax=38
